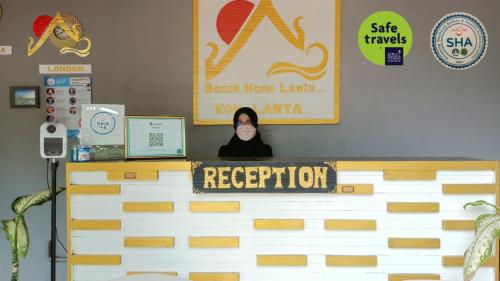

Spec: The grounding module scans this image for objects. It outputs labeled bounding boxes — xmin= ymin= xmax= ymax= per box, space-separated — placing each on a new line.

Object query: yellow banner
xmin=193 ymin=0 xmax=341 ymax=125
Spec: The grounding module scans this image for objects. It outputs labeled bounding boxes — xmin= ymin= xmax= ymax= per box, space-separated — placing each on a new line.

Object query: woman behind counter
xmin=218 ymin=107 xmax=273 ymax=158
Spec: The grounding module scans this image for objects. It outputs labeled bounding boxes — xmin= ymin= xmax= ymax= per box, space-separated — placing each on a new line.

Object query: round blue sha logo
xmin=90 ymin=112 xmax=116 ymax=135
xmin=431 ymin=13 xmax=488 ymax=70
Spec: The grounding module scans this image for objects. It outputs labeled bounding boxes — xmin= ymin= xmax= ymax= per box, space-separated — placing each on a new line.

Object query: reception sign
xmin=193 ymin=0 xmax=341 ymax=125
xmin=192 ymin=161 xmax=337 ymax=193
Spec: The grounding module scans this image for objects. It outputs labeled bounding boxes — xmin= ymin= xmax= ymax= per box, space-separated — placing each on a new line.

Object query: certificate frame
xmin=125 ymin=116 xmax=186 ymax=159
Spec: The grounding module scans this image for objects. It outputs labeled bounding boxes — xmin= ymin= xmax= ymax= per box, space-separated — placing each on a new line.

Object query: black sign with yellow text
xmin=192 ymin=161 xmax=336 ymax=193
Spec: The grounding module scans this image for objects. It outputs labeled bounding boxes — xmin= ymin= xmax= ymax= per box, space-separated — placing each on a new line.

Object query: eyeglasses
xmin=237 ymin=121 xmax=253 ymax=127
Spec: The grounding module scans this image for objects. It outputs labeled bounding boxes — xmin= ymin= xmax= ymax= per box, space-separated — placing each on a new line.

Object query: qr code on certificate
xmin=149 ymin=133 xmax=164 ymax=147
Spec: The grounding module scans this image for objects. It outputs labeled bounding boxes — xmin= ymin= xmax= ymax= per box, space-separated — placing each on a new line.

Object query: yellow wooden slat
xmin=127 ymin=272 xmax=177 ymax=276
xmin=388 ymin=273 xmax=441 ymax=281
xmin=442 ymin=256 xmax=496 ymax=267
xmin=324 ymin=219 xmax=376 ymax=231
xmin=388 ymin=238 xmax=440 ymax=249
xmin=257 ymin=255 xmax=307 ymax=266
xmin=123 ymin=202 xmax=174 ymax=212
xmin=442 ymin=220 xmax=474 ymax=231
xmin=108 ymin=170 xmax=158 ymax=181
xmin=336 ymin=161 xmax=497 ymax=172
xmin=189 ymin=201 xmax=240 ymax=212
xmin=66 ymin=164 xmax=73 ymax=281
xmin=72 ymin=255 xmax=121 ymax=265
xmin=335 ymin=184 xmax=374 ymax=194
xmin=67 ymin=160 xmax=497 ymax=173
xmin=189 ymin=273 xmax=239 ymax=281
xmin=384 ymin=170 xmax=436 ymax=181
xmin=67 ymin=161 xmax=191 ymax=172
xmin=124 ymin=237 xmax=175 ymax=248
xmin=70 ymin=220 xmax=121 ymax=230
xmin=387 ymin=202 xmax=439 ymax=213
xmin=189 ymin=237 xmax=239 ymax=248
xmin=253 ymin=219 xmax=304 ymax=230
xmin=442 ymin=184 xmax=496 ymax=194
xmin=325 ymin=255 xmax=377 ymax=266
xmin=69 ymin=185 xmax=121 ymax=195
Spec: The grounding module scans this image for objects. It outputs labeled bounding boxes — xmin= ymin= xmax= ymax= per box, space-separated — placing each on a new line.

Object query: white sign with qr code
xmin=125 ymin=116 xmax=185 ymax=158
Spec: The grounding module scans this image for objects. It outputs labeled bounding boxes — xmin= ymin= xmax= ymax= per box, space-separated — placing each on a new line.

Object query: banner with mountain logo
xmin=194 ymin=0 xmax=340 ymax=125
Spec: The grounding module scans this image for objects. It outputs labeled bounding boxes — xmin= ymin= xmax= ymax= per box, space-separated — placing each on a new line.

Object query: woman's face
xmin=237 ymin=113 xmax=252 ymax=127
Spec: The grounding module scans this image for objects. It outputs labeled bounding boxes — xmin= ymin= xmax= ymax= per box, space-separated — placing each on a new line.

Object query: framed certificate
xmin=125 ymin=116 xmax=186 ymax=158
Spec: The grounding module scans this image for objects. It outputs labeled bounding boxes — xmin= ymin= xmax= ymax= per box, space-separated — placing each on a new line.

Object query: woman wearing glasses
xmin=218 ymin=107 xmax=273 ymax=158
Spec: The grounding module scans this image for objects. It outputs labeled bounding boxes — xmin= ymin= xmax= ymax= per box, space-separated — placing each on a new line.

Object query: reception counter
xmin=66 ymin=159 xmax=499 ymax=281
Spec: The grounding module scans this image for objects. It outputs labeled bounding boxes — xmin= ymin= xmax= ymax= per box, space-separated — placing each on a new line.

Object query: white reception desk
xmin=66 ymin=159 xmax=499 ymax=281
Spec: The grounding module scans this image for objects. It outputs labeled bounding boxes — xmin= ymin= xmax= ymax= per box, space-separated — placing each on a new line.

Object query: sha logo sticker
xmin=430 ymin=12 xmax=487 ymax=70
xmin=358 ymin=11 xmax=413 ymax=66
xmin=90 ymin=112 xmax=116 ymax=135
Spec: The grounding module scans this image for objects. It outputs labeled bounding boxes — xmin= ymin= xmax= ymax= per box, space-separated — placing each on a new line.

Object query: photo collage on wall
xmin=44 ymin=76 xmax=91 ymax=138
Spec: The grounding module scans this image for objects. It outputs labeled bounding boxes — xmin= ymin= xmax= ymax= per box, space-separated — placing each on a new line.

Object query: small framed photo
xmin=125 ymin=116 xmax=186 ymax=159
xmin=10 ymin=86 xmax=40 ymax=108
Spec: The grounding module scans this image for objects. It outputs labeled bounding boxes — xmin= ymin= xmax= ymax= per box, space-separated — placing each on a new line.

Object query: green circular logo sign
xmin=358 ymin=11 xmax=413 ymax=66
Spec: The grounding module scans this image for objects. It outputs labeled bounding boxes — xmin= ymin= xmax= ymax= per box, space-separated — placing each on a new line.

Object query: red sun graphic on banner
xmin=216 ymin=0 xmax=255 ymax=45
xmin=32 ymin=15 xmax=53 ymax=37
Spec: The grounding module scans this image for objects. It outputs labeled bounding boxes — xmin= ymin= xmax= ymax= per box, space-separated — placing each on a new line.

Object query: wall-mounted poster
xmin=194 ymin=0 xmax=341 ymax=125
xmin=44 ymin=76 xmax=91 ymax=138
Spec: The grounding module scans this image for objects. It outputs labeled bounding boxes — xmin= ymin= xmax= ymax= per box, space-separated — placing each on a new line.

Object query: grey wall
xmin=0 ymin=0 xmax=499 ymax=280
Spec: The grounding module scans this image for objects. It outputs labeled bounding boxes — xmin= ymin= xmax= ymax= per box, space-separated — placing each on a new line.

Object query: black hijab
xmin=232 ymin=107 xmax=259 ymax=129
xmin=218 ymin=107 xmax=273 ymax=158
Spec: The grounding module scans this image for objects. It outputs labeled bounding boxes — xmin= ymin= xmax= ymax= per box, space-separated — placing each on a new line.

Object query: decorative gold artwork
xmin=28 ymin=12 xmax=91 ymax=57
